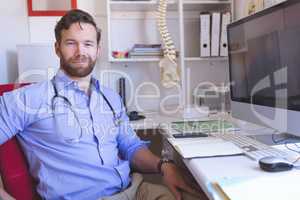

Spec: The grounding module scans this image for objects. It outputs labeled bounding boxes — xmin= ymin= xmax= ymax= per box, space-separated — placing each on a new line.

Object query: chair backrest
xmin=0 ymin=83 xmax=40 ymax=200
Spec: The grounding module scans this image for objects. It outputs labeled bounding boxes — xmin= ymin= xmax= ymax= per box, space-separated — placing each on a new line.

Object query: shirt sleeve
xmin=0 ymin=89 xmax=27 ymax=145
xmin=116 ymin=102 xmax=148 ymax=163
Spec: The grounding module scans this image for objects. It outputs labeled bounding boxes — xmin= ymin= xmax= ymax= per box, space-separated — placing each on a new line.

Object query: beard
xmin=60 ymin=54 xmax=96 ymax=78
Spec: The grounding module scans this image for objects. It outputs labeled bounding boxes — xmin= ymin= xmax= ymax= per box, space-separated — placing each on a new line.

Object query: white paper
xmin=168 ymin=138 xmax=243 ymax=158
xmin=216 ymin=172 xmax=300 ymax=200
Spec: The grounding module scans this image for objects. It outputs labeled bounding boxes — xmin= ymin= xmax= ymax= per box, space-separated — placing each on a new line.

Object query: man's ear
xmin=55 ymin=42 xmax=61 ymax=57
xmin=96 ymin=45 xmax=101 ymax=58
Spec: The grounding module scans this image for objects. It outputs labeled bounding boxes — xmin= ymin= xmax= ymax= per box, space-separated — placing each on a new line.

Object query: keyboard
xmin=213 ymin=133 xmax=291 ymax=161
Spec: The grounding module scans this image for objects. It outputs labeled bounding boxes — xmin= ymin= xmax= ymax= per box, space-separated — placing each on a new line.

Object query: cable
xmin=284 ymin=143 xmax=300 ymax=154
xmin=271 ymin=132 xmax=300 ymax=150
xmin=291 ymin=155 xmax=300 ymax=170
xmin=271 ymin=132 xmax=300 ymax=164
xmin=157 ymin=0 xmax=180 ymax=88
xmin=271 ymin=131 xmax=288 ymax=144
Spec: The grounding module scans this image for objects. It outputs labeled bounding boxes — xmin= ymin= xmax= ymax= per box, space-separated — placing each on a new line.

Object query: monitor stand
xmin=249 ymin=133 xmax=300 ymax=146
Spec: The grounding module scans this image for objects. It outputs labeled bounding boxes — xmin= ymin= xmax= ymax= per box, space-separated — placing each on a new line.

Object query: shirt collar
xmin=90 ymin=76 xmax=100 ymax=92
xmin=53 ymin=69 xmax=100 ymax=93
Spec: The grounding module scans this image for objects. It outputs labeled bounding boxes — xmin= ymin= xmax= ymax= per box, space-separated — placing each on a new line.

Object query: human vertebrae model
xmin=157 ymin=0 xmax=180 ymax=88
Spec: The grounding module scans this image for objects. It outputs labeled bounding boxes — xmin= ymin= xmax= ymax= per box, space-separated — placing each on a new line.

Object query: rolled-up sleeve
xmin=0 ymin=90 xmax=27 ymax=145
xmin=116 ymin=107 xmax=148 ymax=162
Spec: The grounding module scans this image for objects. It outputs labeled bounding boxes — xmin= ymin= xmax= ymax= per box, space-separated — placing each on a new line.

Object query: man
xmin=0 ymin=9 xmax=200 ymax=200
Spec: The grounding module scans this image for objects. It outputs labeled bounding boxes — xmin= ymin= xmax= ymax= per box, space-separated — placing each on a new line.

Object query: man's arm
xmin=113 ymin=94 xmax=200 ymax=199
xmin=130 ymin=147 xmax=160 ymax=173
xmin=131 ymin=148 xmax=201 ymax=200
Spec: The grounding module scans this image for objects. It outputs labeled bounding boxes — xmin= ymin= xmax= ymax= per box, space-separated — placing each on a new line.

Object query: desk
xmin=183 ymin=144 xmax=300 ymax=200
xmin=131 ymin=112 xmax=300 ymax=200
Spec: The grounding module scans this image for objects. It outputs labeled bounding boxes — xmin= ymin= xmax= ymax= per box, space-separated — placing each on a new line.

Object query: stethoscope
xmin=50 ymin=78 xmax=123 ymax=143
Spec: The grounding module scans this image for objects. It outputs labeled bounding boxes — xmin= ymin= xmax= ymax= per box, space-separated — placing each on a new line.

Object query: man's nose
xmin=75 ymin=43 xmax=86 ymax=55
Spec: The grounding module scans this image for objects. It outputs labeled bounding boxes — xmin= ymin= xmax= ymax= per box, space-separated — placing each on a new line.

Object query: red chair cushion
xmin=0 ymin=138 xmax=39 ymax=200
xmin=0 ymin=83 xmax=40 ymax=200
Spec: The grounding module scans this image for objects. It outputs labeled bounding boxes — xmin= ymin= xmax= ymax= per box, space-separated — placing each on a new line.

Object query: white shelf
xmin=183 ymin=3 xmax=231 ymax=11
xmin=106 ymin=0 xmax=233 ymax=108
xmin=184 ymin=57 xmax=228 ymax=61
xmin=109 ymin=57 xmax=161 ymax=62
xmin=110 ymin=0 xmax=177 ymax=11
xmin=183 ymin=0 xmax=231 ymax=4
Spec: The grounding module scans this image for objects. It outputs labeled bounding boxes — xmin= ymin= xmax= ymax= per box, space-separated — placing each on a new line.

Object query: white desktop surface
xmin=184 ymin=144 xmax=300 ymax=200
xmin=133 ymin=112 xmax=300 ymax=200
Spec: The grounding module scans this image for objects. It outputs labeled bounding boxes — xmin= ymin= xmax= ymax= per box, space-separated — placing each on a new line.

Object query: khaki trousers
xmin=101 ymin=173 xmax=175 ymax=200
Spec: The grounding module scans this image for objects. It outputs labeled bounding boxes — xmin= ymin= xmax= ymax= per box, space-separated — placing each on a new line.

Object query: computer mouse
xmin=259 ymin=156 xmax=294 ymax=172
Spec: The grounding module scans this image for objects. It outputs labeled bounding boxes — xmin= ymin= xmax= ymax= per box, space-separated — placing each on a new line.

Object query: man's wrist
xmin=157 ymin=158 xmax=175 ymax=175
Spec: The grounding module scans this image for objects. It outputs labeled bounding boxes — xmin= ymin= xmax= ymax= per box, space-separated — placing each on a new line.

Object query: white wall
xmin=32 ymin=0 xmax=71 ymax=11
xmin=233 ymin=0 xmax=248 ymax=20
xmin=0 ymin=0 xmax=108 ymax=84
xmin=28 ymin=0 xmax=105 ymax=43
xmin=233 ymin=0 xmax=287 ymax=21
xmin=0 ymin=0 xmax=29 ymax=83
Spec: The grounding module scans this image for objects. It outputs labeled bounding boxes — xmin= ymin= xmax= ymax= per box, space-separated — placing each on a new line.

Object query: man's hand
xmin=161 ymin=163 xmax=201 ymax=200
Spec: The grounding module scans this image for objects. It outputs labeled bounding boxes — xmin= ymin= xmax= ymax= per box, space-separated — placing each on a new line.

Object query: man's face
xmin=55 ymin=22 xmax=100 ymax=78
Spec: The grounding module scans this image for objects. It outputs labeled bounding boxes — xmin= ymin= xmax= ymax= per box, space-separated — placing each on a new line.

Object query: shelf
xmin=109 ymin=0 xmax=230 ymax=11
xmin=184 ymin=57 xmax=228 ymax=61
xmin=183 ymin=0 xmax=231 ymax=4
xmin=183 ymin=0 xmax=231 ymax=11
xmin=110 ymin=0 xmax=177 ymax=11
xmin=110 ymin=57 xmax=228 ymax=62
xmin=109 ymin=57 xmax=161 ymax=62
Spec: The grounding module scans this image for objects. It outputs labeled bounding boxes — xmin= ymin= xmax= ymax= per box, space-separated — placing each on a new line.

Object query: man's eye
xmin=66 ymin=42 xmax=75 ymax=45
xmin=85 ymin=43 xmax=94 ymax=47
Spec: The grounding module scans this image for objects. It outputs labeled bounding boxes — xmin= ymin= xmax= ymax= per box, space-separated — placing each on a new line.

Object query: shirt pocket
xmin=28 ymin=103 xmax=82 ymax=142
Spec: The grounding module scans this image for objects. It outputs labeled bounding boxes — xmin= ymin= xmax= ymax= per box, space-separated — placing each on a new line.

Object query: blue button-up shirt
xmin=0 ymin=70 xmax=147 ymax=200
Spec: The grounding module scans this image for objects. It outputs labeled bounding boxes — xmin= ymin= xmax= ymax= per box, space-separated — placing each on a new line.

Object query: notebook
xmin=168 ymin=137 xmax=243 ymax=158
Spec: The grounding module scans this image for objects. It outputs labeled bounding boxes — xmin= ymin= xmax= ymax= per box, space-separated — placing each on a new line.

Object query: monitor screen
xmin=228 ymin=0 xmax=300 ymax=135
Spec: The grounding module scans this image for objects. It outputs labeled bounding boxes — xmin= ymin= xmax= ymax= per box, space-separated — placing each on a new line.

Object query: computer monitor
xmin=228 ymin=0 xmax=300 ymax=136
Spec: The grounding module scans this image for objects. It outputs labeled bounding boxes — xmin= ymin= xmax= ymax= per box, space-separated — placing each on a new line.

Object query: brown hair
xmin=55 ymin=9 xmax=101 ymax=44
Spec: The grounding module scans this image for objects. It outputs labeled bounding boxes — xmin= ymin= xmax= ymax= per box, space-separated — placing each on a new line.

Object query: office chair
xmin=0 ymin=83 xmax=40 ymax=200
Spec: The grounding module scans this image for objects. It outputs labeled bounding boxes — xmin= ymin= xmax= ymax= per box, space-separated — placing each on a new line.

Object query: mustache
xmin=70 ymin=55 xmax=89 ymax=63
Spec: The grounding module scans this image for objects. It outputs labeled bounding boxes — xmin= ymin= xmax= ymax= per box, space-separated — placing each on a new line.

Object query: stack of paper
xmin=168 ymin=138 xmax=243 ymax=158
xmin=215 ymin=172 xmax=300 ymax=200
